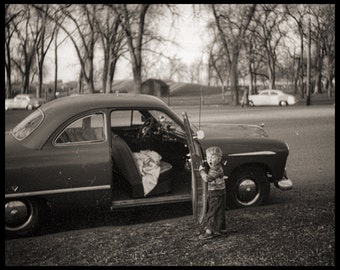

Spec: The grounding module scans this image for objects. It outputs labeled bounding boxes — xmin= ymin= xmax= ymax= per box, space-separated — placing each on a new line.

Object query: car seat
xmin=111 ymin=133 xmax=172 ymax=198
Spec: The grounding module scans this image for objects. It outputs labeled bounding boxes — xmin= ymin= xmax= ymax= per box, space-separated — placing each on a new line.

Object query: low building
xmin=141 ymin=79 xmax=169 ymax=97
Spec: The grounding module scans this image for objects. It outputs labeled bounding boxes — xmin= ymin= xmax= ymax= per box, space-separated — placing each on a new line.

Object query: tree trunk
xmin=230 ymin=59 xmax=239 ymax=106
xmin=37 ymin=62 xmax=43 ymax=98
xmin=54 ymin=30 xmax=58 ymax=99
xmin=5 ymin=39 xmax=12 ymax=98
xmin=327 ymin=75 xmax=333 ymax=97
xmin=299 ymin=28 xmax=304 ymax=99
xmin=23 ymin=67 xmax=31 ymax=94
xmin=134 ymin=73 xmax=142 ymax=94
xmin=102 ymin=50 xmax=109 ymax=94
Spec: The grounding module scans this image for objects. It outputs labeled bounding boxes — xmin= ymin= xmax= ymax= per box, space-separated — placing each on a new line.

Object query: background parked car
xmin=5 ymin=94 xmax=46 ymax=111
xmin=248 ymin=89 xmax=298 ymax=107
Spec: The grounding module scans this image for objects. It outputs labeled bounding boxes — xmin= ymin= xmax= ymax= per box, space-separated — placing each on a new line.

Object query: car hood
xmin=195 ymin=123 xmax=288 ymax=156
xmin=199 ymin=136 xmax=288 ymax=157
xmin=198 ymin=123 xmax=268 ymax=138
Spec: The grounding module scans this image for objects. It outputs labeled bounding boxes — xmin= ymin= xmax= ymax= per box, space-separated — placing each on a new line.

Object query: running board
xmin=111 ymin=194 xmax=192 ymax=209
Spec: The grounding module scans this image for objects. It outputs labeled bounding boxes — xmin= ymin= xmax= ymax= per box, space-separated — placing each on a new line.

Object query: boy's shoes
xmin=199 ymin=232 xmax=214 ymax=240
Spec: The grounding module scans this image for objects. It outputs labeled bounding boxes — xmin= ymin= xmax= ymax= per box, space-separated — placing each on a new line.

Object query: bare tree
xmin=251 ymin=4 xmax=286 ymax=90
xmin=285 ymin=4 xmax=308 ymax=99
xmin=309 ymin=4 xmax=335 ymax=97
xmin=46 ymin=4 xmax=99 ymax=93
xmin=112 ymin=4 xmax=179 ymax=93
xmin=205 ymin=31 xmax=229 ymax=101
xmin=111 ymin=4 xmax=150 ymax=93
xmin=187 ymin=59 xmax=202 ymax=84
xmin=94 ymin=5 xmax=126 ymax=93
xmin=164 ymin=57 xmax=182 ymax=81
xmin=5 ymin=4 xmax=24 ymax=98
xmin=211 ymin=4 xmax=256 ymax=106
xmin=33 ymin=4 xmax=61 ymax=98
xmin=319 ymin=5 xmax=335 ymax=97
xmin=285 ymin=46 xmax=301 ymax=94
xmin=10 ymin=5 xmax=44 ymax=95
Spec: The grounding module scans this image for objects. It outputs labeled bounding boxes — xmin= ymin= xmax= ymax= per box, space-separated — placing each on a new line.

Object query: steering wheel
xmin=137 ymin=117 xmax=155 ymax=139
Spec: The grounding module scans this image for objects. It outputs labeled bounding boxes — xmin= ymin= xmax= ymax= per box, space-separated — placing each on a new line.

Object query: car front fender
xmin=199 ymin=137 xmax=289 ymax=181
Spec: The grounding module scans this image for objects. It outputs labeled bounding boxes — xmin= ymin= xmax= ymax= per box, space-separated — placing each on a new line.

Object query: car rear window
xmin=11 ymin=109 xmax=44 ymax=140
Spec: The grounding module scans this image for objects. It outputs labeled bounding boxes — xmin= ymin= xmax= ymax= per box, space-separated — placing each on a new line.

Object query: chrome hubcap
xmin=5 ymin=201 xmax=30 ymax=228
xmin=237 ymin=179 xmax=260 ymax=206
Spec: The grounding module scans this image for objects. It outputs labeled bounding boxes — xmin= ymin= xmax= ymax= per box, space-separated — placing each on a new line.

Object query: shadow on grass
xmin=5 ymin=201 xmax=193 ymax=240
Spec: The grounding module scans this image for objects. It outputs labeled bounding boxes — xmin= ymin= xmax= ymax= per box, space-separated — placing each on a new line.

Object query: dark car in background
xmin=5 ymin=93 xmax=292 ymax=236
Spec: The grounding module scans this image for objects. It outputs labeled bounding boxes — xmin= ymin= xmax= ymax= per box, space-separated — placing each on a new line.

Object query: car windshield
xmin=11 ymin=109 xmax=44 ymax=140
xmin=148 ymin=110 xmax=186 ymax=137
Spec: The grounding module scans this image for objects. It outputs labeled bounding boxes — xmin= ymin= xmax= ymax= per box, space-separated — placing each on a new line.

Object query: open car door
xmin=182 ymin=112 xmax=207 ymax=224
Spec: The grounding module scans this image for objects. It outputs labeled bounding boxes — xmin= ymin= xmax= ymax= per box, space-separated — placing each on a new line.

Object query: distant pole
xmin=199 ymin=86 xmax=202 ymax=129
xmin=306 ymin=18 xmax=311 ymax=106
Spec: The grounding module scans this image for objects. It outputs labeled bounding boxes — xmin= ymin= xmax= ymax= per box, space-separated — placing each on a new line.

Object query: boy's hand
xmin=201 ymin=160 xmax=210 ymax=173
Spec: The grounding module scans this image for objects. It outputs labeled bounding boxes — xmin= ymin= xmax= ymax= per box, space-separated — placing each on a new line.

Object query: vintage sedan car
xmin=5 ymin=93 xmax=292 ymax=236
xmin=5 ymin=94 xmax=45 ymax=111
xmin=248 ymin=89 xmax=298 ymax=106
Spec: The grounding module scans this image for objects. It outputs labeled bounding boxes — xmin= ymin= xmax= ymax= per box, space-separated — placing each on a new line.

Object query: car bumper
xmin=275 ymin=178 xmax=293 ymax=191
xmin=274 ymin=170 xmax=293 ymax=191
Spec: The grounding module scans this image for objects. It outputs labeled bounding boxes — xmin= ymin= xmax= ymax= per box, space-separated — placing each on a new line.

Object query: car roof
xmin=40 ymin=93 xmax=168 ymax=116
xmin=20 ymin=93 xmax=180 ymax=149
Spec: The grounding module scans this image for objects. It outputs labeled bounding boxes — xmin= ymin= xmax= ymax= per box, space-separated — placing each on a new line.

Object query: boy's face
xmin=207 ymin=152 xmax=221 ymax=167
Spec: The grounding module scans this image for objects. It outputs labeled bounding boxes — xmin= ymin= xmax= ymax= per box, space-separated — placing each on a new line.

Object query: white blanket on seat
xmin=133 ymin=150 xmax=162 ymax=196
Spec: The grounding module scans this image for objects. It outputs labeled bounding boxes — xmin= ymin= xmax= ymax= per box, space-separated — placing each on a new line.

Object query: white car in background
xmin=248 ymin=89 xmax=298 ymax=107
xmin=5 ymin=94 xmax=45 ymax=111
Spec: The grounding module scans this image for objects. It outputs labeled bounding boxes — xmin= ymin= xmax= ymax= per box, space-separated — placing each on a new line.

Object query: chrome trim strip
xmin=5 ymin=185 xmax=111 ymax=199
xmin=229 ymin=151 xmax=276 ymax=157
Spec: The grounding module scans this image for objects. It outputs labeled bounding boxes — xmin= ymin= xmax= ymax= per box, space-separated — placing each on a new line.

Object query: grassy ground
xmin=5 ymin=183 xmax=334 ymax=266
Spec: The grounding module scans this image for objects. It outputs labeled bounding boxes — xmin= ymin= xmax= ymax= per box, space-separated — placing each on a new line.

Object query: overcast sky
xmin=44 ymin=4 xmax=208 ymax=83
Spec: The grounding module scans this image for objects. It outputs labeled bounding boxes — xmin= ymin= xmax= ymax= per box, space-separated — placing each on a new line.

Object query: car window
xmin=55 ymin=113 xmax=105 ymax=144
xmin=271 ymin=91 xmax=278 ymax=95
xmin=110 ymin=110 xmax=144 ymax=127
xmin=11 ymin=109 xmax=44 ymax=140
xmin=260 ymin=91 xmax=269 ymax=95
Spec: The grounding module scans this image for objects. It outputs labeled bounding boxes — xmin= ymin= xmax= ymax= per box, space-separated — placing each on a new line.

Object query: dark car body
xmin=5 ymin=93 xmax=292 ymax=236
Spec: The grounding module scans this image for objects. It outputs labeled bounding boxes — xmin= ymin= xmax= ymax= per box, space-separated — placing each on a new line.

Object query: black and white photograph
xmin=5 ymin=3 xmax=335 ymax=266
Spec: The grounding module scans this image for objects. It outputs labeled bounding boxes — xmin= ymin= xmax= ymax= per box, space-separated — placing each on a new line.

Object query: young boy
xmin=198 ymin=146 xmax=226 ymax=240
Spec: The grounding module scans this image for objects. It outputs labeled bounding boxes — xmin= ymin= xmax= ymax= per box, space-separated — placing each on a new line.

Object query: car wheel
xmin=279 ymin=101 xmax=288 ymax=106
xmin=226 ymin=166 xmax=270 ymax=209
xmin=248 ymin=100 xmax=254 ymax=107
xmin=5 ymin=198 xmax=48 ymax=236
xmin=27 ymin=104 xmax=34 ymax=110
